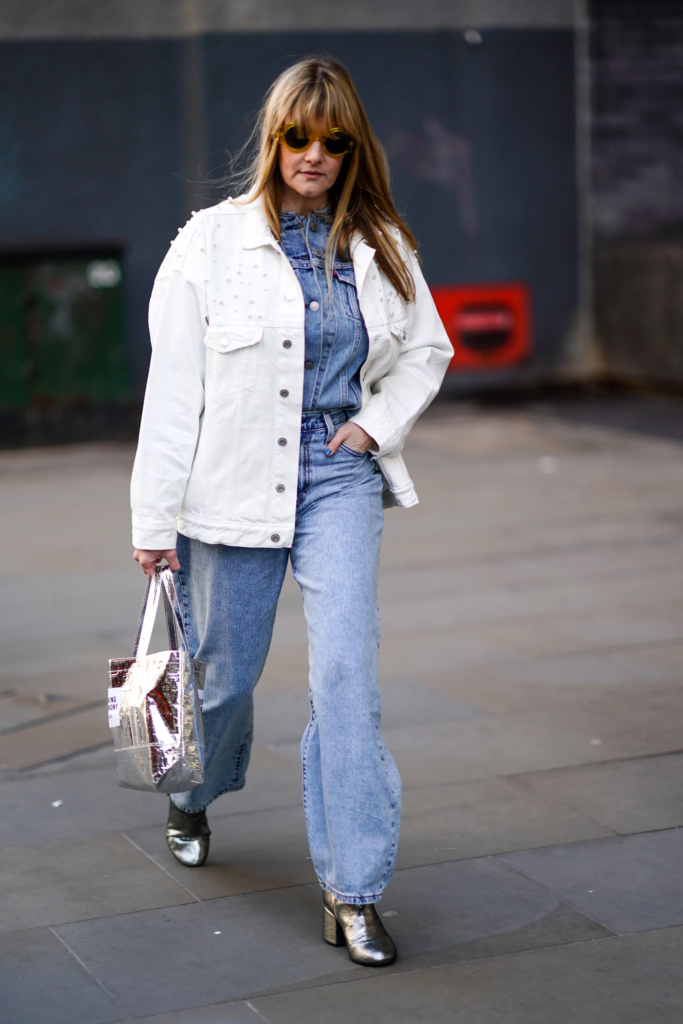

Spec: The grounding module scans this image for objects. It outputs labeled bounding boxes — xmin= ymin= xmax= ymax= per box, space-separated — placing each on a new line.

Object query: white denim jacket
xmin=131 ymin=196 xmax=453 ymax=550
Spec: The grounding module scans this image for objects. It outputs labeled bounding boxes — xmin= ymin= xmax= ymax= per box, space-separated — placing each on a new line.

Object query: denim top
xmin=279 ymin=205 xmax=369 ymax=413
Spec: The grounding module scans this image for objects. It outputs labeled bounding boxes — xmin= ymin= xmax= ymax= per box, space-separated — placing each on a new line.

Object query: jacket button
xmin=280 ymin=389 xmax=289 ymax=397
xmin=304 ymin=360 xmax=314 ymax=370
xmin=278 ymin=437 xmax=287 ymax=446
xmin=309 ymin=300 xmax=320 ymax=311
xmin=276 ymin=484 xmax=285 ymax=493
xmin=283 ymin=340 xmax=292 ymax=349
xmin=271 ymin=534 xmax=280 ymax=543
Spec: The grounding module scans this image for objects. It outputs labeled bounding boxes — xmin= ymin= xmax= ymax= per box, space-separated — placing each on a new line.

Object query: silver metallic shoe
xmin=166 ymin=800 xmax=211 ymax=867
xmin=322 ymin=889 xmax=397 ymax=966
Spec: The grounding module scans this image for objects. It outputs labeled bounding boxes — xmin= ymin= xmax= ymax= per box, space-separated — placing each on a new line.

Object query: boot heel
xmin=323 ymin=906 xmax=345 ymax=947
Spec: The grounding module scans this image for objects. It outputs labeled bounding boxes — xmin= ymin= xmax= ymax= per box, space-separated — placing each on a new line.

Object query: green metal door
xmin=0 ymin=254 xmax=128 ymax=413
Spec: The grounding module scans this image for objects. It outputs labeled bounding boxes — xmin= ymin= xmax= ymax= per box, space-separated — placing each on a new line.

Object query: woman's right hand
xmin=134 ymin=549 xmax=181 ymax=578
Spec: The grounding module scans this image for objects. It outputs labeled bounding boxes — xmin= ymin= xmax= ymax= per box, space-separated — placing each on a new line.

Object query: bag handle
xmin=160 ymin=567 xmax=191 ymax=654
xmin=132 ymin=566 xmax=190 ymax=660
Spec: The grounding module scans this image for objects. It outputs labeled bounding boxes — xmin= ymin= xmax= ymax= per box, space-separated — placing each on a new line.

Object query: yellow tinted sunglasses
xmin=275 ymin=123 xmax=356 ymax=158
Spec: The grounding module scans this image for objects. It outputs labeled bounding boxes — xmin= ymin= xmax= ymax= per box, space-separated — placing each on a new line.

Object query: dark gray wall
xmin=0 ymin=29 xmax=578 ymax=394
xmin=0 ymin=38 xmax=182 ymax=388
xmin=591 ymin=1 xmax=683 ymax=384
xmin=591 ymin=0 xmax=683 ymax=239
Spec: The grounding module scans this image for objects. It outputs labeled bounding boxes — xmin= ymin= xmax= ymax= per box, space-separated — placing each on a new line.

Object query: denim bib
xmin=279 ymin=206 xmax=369 ymax=413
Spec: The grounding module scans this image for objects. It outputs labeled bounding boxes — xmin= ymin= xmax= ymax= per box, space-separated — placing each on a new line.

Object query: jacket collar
xmin=242 ymin=196 xmax=278 ymax=251
xmin=350 ymin=236 xmax=376 ymax=297
xmin=241 ymin=194 xmax=377 ymax=292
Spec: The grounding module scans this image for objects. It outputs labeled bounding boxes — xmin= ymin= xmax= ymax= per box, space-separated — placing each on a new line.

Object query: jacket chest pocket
xmin=204 ymin=324 xmax=262 ymax=401
xmin=334 ymin=267 xmax=362 ymax=321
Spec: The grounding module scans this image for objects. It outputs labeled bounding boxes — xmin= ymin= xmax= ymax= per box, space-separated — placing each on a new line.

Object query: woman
xmin=131 ymin=56 xmax=452 ymax=966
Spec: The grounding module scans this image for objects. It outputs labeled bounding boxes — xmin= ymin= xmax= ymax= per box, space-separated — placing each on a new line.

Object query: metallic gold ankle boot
xmin=166 ymin=800 xmax=211 ymax=867
xmin=322 ymin=889 xmax=397 ymax=966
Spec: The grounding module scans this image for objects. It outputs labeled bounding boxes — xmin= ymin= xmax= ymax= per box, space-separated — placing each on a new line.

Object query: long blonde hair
xmin=237 ymin=56 xmax=418 ymax=303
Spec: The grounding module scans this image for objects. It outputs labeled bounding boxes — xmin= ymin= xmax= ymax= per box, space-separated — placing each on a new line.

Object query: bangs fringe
xmin=286 ymin=85 xmax=356 ymax=137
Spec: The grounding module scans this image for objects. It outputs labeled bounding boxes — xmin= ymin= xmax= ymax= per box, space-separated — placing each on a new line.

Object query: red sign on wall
xmin=430 ymin=283 xmax=532 ymax=373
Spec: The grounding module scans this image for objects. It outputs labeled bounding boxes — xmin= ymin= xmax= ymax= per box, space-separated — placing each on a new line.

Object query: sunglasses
xmin=275 ymin=123 xmax=356 ymax=158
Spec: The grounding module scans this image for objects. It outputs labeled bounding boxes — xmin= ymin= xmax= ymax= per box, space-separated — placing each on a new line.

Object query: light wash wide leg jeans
xmin=172 ymin=411 xmax=401 ymax=904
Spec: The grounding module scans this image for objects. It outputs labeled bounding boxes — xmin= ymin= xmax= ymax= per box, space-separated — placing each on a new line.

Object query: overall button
xmin=309 ymin=300 xmax=320 ymax=311
xmin=283 ymin=339 xmax=292 ymax=349
xmin=280 ymin=389 xmax=289 ymax=397
xmin=278 ymin=437 xmax=287 ymax=446
xmin=271 ymin=534 xmax=281 ymax=543
xmin=276 ymin=484 xmax=285 ymax=493
xmin=304 ymin=360 xmax=314 ymax=370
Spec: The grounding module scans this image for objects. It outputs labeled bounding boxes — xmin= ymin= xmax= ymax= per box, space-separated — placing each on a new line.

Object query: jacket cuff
xmin=132 ymin=518 xmax=178 ymax=551
xmin=349 ymin=405 xmax=397 ymax=458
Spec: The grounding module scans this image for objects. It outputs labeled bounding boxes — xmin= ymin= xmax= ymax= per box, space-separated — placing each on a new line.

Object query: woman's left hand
xmin=326 ymin=422 xmax=378 ymax=456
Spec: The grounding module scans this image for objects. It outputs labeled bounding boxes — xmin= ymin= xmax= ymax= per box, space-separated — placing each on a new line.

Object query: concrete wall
xmin=0 ymin=2 xmax=580 ymax=397
xmin=0 ymin=1 xmax=576 ymax=38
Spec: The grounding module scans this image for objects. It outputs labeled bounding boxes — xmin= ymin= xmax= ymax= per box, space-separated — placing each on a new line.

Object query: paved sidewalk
xmin=1 ymin=393 xmax=683 ymax=1023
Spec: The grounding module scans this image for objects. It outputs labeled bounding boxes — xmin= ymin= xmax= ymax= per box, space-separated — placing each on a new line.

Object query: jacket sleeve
xmin=350 ymin=251 xmax=453 ymax=458
xmin=130 ymin=217 xmax=208 ymax=550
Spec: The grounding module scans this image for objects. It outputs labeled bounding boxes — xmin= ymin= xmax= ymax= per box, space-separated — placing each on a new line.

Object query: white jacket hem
xmin=177 ymin=514 xmax=294 ymax=549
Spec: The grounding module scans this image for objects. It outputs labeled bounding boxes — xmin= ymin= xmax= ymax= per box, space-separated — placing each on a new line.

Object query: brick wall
xmin=591 ymin=0 xmax=683 ymax=238
xmin=591 ymin=1 xmax=683 ymax=383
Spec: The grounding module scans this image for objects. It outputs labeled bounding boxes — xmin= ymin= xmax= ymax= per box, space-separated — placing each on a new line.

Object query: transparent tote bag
xmin=108 ymin=565 xmax=205 ymax=793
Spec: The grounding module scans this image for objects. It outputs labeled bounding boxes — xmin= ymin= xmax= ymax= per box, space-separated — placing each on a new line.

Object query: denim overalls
xmin=279 ymin=204 xmax=368 ymax=413
xmin=172 ymin=206 xmax=401 ymax=905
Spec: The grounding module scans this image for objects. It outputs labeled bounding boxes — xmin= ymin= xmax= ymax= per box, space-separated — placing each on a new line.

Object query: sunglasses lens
xmin=324 ymin=131 xmax=352 ymax=155
xmin=283 ymin=126 xmax=309 ymax=150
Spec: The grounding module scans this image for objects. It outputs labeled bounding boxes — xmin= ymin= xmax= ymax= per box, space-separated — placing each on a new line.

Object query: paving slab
xmin=378 ymin=580 xmax=683 ymax=648
xmin=56 ymin=883 xmax=358 ymax=1017
xmin=463 ymin=603 xmax=683 ymax=660
xmin=251 ymin=690 xmax=312 ymax=746
xmin=0 ymin=832 xmax=193 ymax=933
xmin=124 ymin=905 xmax=609 ymax=1021
xmin=249 ymin=926 xmax=683 ymax=1024
xmin=266 ymin=689 xmax=683 ymax=789
xmin=127 ymin=1004 xmax=265 ymax=1024
xmin=397 ymin=776 xmax=613 ymax=868
xmin=513 ymin=752 xmax=683 ymax=835
xmin=378 ymin=555 xmax=683 ymax=630
xmin=252 ymin=680 xmax=483 ymax=747
xmin=423 ymin=668 xmax=682 ymax=716
xmin=356 ymin=858 xmax=562 ymax=954
xmin=0 ymin=704 xmax=112 ymax=771
xmin=0 ymin=766 xmax=164 ymax=849
xmin=399 ymin=687 xmax=683 ymax=786
xmin=513 ymin=646 xmax=683 ymax=688
xmin=55 ymin=857 xmax=567 ymax=1017
xmin=0 ymin=743 xmax=302 ymax=841
xmin=377 ymin=537 xmax=683 ymax=604
xmin=257 ymin=642 xmax=309 ymax=693
xmin=498 ymin=827 xmax=683 ymax=934
xmin=125 ymin=804 xmax=316 ymax=900
xmin=377 ymin=676 xmax=486 ymax=729
xmin=0 ymin=689 xmax=94 ymax=732
xmin=0 ymin=926 xmax=121 ymax=1024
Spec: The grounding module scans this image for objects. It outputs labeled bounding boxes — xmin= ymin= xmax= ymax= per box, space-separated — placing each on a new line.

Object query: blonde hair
xmin=237 ymin=56 xmax=418 ymax=303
